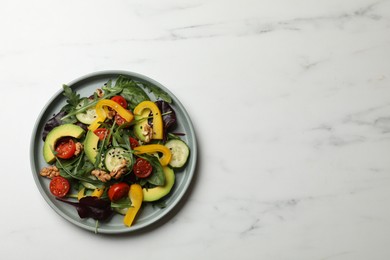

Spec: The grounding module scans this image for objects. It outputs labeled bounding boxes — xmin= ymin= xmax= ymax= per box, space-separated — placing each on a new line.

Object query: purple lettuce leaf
xmin=153 ymin=100 xmax=177 ymax=142
xmin=56 ymin=196 xmax=113 ymax=221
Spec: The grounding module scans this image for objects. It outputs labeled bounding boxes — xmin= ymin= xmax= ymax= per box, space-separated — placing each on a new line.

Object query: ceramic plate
xmin=30 ymin=70 xmax=197 ymax=234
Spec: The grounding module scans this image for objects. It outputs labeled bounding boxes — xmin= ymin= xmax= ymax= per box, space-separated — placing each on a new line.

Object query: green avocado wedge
xmin=84 ymin=130 xmax=100 ymax=164
xmin=133 ymin=109 xmax=151 ymax=142
xmin=43 ymin=124 xmax=85 ymax=164
xmin=143 ymin=166 xmax=175 ymax=202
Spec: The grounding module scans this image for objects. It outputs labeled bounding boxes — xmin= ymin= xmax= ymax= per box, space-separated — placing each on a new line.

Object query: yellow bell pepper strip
xmin=133 ymin=101 xmax=163 ymax=140
xmin=77 ymin=187 xmax=86 ymax=200
xmin=123 ymin=184 xmax=143 ymax=227
xmin=91 ymin=187 xmax=105 ymax=198
xmin=88 ymin=99 xmax=134 ymax=131
xmin=133 ymin=144 xmax=172 ymax=166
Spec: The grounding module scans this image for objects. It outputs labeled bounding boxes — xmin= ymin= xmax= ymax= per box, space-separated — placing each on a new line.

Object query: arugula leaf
xmin=139 ymin=81 xmax=172 ymax=103
xmin=61 ymin=86 xmax=121 ymax=121
xmin=102 ymin=79 xmax=122 ymax=94
xmin=56 ymin=155 xmax=101 ymax=185
xmin=63 ymin=84 xmax=81 ymax=107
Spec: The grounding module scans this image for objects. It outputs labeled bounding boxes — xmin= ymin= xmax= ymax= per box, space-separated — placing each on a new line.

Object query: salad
xmin=39 ymin=75 xmax=190 ymax=231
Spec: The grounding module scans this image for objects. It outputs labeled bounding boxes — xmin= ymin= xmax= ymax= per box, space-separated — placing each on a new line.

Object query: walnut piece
xmin=40 ymin=165 xmax=60 ymax=179
xmin=142 ymin=123 xmax=153 ymax=143
xmin=91 ymin=169 xmax=111 ymax=182
xmin=110 ymin=159 xmax=128 ymax=179
xmin=106 ymin=109 xmax=116 ymax=120
xmin=95 ymin=88 xmax=104 ymax=98
xmin=74 ymin=142 xmax=83 ymax=156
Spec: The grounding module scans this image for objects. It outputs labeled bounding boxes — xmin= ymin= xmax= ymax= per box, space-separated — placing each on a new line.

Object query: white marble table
xmin=1 ymin=0 xmax=390 ymax=259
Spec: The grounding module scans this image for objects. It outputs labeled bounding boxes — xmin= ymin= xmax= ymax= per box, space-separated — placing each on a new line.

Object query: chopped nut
xmin=106 ymin=108 xmax=116 ymax=120
xmin=74 ymin=142 xmax=83 ymax=156
xmin=110 ymin=159 xmax=128 ymax=179
xmin=142 ymin=124 xmax=153 ymax=143
xmin=95 ymin=88 xmax=104 ymax=98
xmin=40 ymin=165 xmax=60 ymax=179
xmin=91 ymin=169 xmax=111 ymax=182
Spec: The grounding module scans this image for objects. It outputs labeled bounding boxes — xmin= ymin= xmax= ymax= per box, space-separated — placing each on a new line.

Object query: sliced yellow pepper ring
xmin=91 ymin=187 xmax=105 ymax=198
xmin=133 ymin=144 xmax=172 ymax=166
xmin=123 ymin=184 xmax=143 ymax=227
xmin=133 ymin=101 xmax=163 ymax=140
xmin=88 ymin=99 xmax=134 ymax=131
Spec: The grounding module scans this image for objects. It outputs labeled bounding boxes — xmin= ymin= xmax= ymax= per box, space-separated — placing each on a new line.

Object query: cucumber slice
xmin=165 ymin=139 xmax=190 ymax=168
xmin=75 ymin=99 xmax=97 ymax=125
xmin=104 ymin=147 xmax=130 ymax=172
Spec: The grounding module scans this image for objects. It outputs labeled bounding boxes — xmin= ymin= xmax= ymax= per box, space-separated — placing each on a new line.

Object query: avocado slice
xmin=133 ymin=109 xmax=151 ymax=142
xmin=143 ymin=166 xmax=175 ymax=202
xmin=84 ymin=130 xmax=100 ymax=164
xmin=43 ymin=124 xmax=85 ymax=164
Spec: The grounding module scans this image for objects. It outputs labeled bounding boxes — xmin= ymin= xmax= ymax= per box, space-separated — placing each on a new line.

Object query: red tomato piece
xmin=94 ymin=128 xmax=110 ymax=141
xmin=129 ymin=137 xmax=139 ymax=150
xmin=114 ymin=114 xmax=127 ymax=126
xmin=111 ymin=95 xmax=128 ymax=108
xmin=55 ymin=137 xmax=76 ymax=159
xmin=108 ymin=182 xmax=130 ymax=202
xmin=133 ymin=158 xmax=153 ymax=178
xmin=49 ymin=176 xmax=70 ymax=197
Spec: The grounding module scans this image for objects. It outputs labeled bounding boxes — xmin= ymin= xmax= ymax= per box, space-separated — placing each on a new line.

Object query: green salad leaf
xmin=61 ymin=85 xmax=81 ymax=116
xmin=113 ymin=75 xmax=150 ymax=110
xmin=56 ymin=154 xmax=101 ymax=185
xmin=137 ymin=154 xmax=165 ymax=186
xmin=63 ymin=84 xmax=81 ymax=107
xmin=61 ymin=84 xmax=121 ymax=121
xmin=140 ymin=81 xmax=172 ymax=103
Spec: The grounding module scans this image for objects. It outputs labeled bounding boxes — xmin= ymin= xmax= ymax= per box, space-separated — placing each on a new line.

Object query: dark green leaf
xmin=115 ymin=76 xmax=150 ymax=109
xmin=56 ymin=155 xmax=101 ymax=185
xmin=137 ymin=154 xmax=165 ymax=186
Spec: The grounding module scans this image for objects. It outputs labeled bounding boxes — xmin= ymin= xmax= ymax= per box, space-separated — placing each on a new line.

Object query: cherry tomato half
xmin=129 ymin=137 xmax=139 ymax=150
xmin=94 ymin=128 xmax=110 ymax=141
xmin=55 ymin=137 xmax=76 ymax=159
xmin=114 ymin=114 xmax=126 ymax=126
xmin=49 ymin=176 xmax=70 ymax=197
xmin=108 ymin=182 xmax=130 ymax=202
xmin=133 ymin=158 xmax=153 ymax=178
xmin=111 ymin=95 xmax=128 ymax=108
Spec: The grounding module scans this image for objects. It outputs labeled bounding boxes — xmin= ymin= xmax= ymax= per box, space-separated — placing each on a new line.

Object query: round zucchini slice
xmin=75 ymin=99 xmax=97 ymax=125
xmin=165 ymin=139 xmax=190 ymax=168
xmin=104 ymin=147 xmax=131 ymax=172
